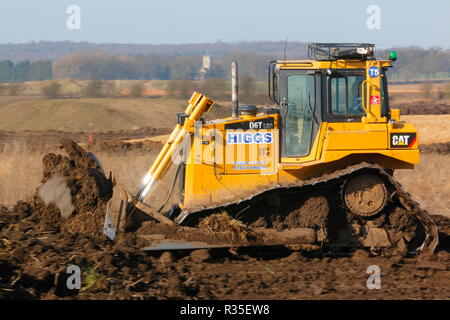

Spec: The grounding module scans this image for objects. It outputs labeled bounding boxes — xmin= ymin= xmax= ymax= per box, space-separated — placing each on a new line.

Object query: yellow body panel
xmin=182 ymin=113 xmax=419 ymax=211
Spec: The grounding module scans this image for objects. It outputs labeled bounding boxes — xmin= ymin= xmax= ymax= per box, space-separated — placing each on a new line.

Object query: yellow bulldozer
xmin=104 ymin=43 xmax=438 ymax=255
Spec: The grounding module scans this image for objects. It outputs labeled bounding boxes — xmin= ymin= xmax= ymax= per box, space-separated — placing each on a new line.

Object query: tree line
xmin=51 ymin=51 xmax=270 ymax=81
xmin=0 ymin=60 xmax=52 ymax=82
xmin=2 ymin=46 xmax=450 ymax=83
xmin=47 ymin=47 xmax=450 ymax=82
xmin=378 ymin=47 xmax=450 ymax=80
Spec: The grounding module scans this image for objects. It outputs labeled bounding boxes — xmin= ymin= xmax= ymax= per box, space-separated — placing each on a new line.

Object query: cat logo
xmin=390 ymin=133 xmax=417 ymax=148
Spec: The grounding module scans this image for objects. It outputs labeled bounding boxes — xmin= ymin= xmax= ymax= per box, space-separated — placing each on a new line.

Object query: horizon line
xmin=0 ymin=40 xmax=446 ymax=50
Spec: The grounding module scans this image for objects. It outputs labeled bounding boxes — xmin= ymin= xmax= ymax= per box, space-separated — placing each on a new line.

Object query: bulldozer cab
xmin=269 ymin=43 xmax=392 ymax=161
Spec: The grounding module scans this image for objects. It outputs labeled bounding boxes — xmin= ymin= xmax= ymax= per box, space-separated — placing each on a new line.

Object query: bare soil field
xmin=398 ymin=102 xmax=450 ymax=115
xmin=1 ymin=205 xmax=449 ymax=300
xmin=0 ymin=139 xmax=449 ymax=300
xmin=395 ymin=154 xmax=450 ymax=216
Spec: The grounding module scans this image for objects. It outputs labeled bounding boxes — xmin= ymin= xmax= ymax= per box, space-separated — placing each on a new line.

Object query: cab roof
xmin=308 ymin=43 xmax=375 ymax=61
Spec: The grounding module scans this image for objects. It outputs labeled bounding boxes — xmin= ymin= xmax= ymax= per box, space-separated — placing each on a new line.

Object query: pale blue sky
xmin=0 ymin=0 xmax=449 ymax=48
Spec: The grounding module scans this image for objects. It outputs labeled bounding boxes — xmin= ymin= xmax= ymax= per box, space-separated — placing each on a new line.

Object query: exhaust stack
xmin=231 ymin=61 xmax=238 ymax=118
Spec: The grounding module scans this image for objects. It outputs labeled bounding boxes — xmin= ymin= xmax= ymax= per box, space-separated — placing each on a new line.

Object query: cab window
xmin=330 ymin=73 xmax=366 ymax=116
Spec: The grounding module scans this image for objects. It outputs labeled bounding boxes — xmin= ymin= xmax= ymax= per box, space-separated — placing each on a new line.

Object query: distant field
xmin=389 ymin=81 xmax=450 ymax=94
xmin=0 ymin=79 xmax=241 ymax=131
xmin=403 ymin=115 xmax=450 ymax=144
xmin=389 ymin=82 xmax=450 ymax=103
xmin=3 ymin=79 xmax=169 ymax=96
xmin=0 ymin=97 xmax=230 ymax=132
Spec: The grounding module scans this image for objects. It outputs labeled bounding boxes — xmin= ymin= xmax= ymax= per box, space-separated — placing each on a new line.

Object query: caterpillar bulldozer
xmin=104 ymin=43 xmax=438 ymax=255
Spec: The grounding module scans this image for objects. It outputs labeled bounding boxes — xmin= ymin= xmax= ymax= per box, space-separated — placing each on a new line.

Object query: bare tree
xmin=177 ymin=79 xmax=193 ymax=100
xmin=41 ymin=81 xmax=62 ymax=98
xmin=239 ymin=75 xmax=255 ymax=104
xmin=6 ymin=83 xmax=25 ymax=96
xmin=198 ymin=79 xmax=228 ymax=100
xmin=82 ymin=80 xmax=105 ymax=98
xmin=421 ymin=82 xmax=433 ymax=100
xmin=103 ymin=81 xmax=117 ymax=97
xmin=166 ymin=80 xmax=178 ymax=98
xmin=129 ymin=82 xmax=145 ymax=98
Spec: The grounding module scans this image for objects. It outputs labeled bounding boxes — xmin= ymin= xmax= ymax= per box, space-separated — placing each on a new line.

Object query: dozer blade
xmin=104 ymin=184 xmax=175 ymax=241
xmin=143 ymin=241 xmax=225 ymax=251
xmin=139 ymin=227 xmax=324 ymax=251
xmin=104 ymin=184 xmax=129 ymax=241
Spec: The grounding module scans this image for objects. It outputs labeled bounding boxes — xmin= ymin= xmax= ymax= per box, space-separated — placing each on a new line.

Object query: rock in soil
xmin=190 ymin=249 xmax=211 ymax=263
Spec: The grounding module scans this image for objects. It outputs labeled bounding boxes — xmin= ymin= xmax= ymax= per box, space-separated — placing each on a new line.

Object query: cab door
xmin=279 ymin=70 xmax=322 ymax=162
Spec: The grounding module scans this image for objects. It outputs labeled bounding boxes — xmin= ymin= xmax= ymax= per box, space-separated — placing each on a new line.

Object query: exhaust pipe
xmin=231 ymin=61 xmax=238 ymax=118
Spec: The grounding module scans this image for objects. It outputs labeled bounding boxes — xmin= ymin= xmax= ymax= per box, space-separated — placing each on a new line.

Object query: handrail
xmin=361 ymin=79 xmax=373 ymax=118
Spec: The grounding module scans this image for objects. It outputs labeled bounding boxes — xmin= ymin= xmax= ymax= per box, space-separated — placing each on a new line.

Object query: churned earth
xmin=0 ymin=200 xmax=449 ymax=300
xmin=0 ymin=139 xmax=449 ymax=300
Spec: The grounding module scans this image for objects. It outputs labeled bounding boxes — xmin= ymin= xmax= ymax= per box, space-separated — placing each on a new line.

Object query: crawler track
xmin=165 ymin=163 xmax=438 ymax=255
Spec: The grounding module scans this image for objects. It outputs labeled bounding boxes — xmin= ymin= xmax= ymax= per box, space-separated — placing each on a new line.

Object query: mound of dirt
xmin=33 ymin=138 xmax=113 ymax=236
xmin=87 ymin=139 xmax=162 ymax=153
xmin=0 ymin=203 xmax=170 ymax=300
xmin=422 ymin=142 xmax=450 ymax=154
xmin=0 ymin=127 xmax=170 ymax=153
xmin=198 ymin=212 xmax=257 ymax=244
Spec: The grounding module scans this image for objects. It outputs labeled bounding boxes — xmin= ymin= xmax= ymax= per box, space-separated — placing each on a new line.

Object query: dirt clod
xmin=159 ymin=252 xmax=175 ymax=264
xmin=351 ymin=249 xmax=370 ymax=261
xmin=284 ymin=197 xmax=329 ymax=229
xmin=190 ymin=249 xmax=211 ymax=263
xmin=283 ymin=251 xmax=309 ymax=262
